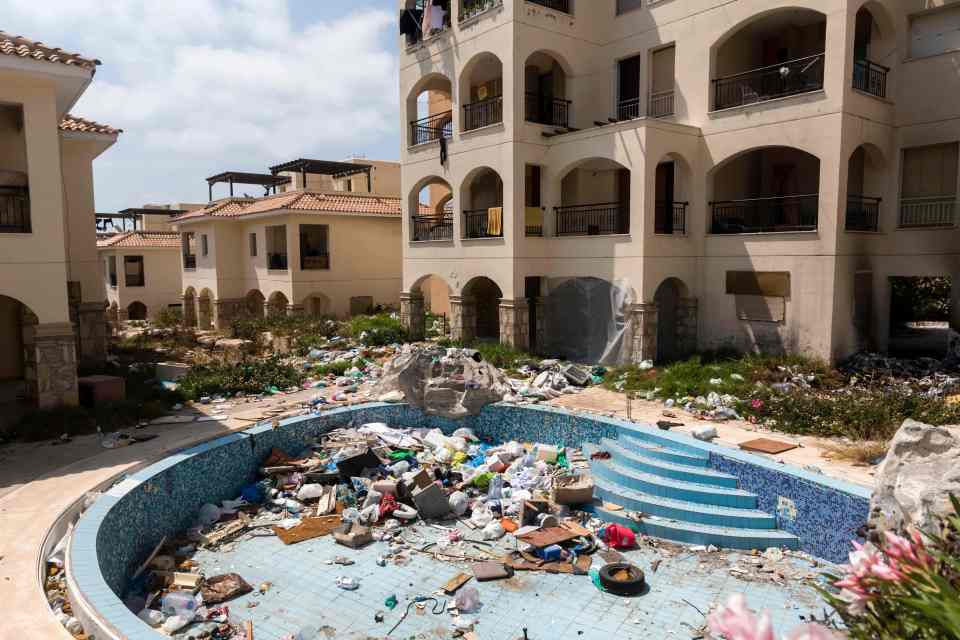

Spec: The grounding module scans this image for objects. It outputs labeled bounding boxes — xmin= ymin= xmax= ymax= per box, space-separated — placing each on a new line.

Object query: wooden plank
xmin=738 ymin=438 xmax=798 ymax=455
xmin=272 ymin=515 xmax=342 ymax=545
xmin=515 ymin=526 xmax=580 ymax=548
xmin=441 ymin=572 xmax=473 ymax=595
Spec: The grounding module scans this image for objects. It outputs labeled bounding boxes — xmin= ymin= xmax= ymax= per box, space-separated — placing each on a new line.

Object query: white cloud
xmin=1 ymin=0 xmax=399 ymax=208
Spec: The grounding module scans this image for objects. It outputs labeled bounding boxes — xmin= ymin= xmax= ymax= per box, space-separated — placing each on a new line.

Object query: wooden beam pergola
xmin=205 ymin=172 xmax=292 ymax=201
xmin=268 ymin=159 xmax=373 ymax=193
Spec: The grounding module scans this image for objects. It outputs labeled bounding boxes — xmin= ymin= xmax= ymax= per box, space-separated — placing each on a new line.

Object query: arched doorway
xmin=460 ymin=52 xmax=503 ymax=131
xmin=183 ymin=287 xmax=197 ymax=327
xmin=461 ymin=167 xmax=504 ymax=239
xmin=245 ymin=290 xmax=265 ymax=318
xmin=197 ymin=289 xmax=213 ymax=330
xmin=410 ymin=176 xmax=454 ymax=242
xmin=267 ymin=292 xmax=289 ymax=319
xmin=0 ymin=295 xmax=38 ymax=409
xmin=462 ymin=277 xmax=503 ymax=342
xmin=654 ymin=278 xmax=695 ymax=363
xmin=406 ymin=73 xmax=453 ymax=147
xmin=556 ymin=158 xmax=631 ymax=236
xmin=524 ymin=50 xmax=572 ymax=128
xmin=654 ymin=153 xmax=692 ymax=235
xmin=846 ymin=144 xmax=885 ymax=231
xmin=127 ymin=301 xmax=148 ymax=321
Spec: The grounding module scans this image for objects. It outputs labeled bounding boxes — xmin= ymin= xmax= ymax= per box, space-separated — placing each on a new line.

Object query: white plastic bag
xmin=470 ymin=504 xmax=493 ymax=528
xmin=482 ymin=521 xmax=505 ymax=540
xmin=198 ymin=503 xmax=221 ymax=526
xmin=448 ymin=491 xmax=469 ymax=516
xmin=454 ymin=586 xmax=481 ymax=612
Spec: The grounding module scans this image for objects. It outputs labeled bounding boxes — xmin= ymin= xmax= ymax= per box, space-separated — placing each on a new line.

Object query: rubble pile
xmin=841 ymin=351 xmax=960 ymax=398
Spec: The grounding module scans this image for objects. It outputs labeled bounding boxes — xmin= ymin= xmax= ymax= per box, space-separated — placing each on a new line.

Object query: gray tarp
xmin=543 ymin=277 xmax=633 ymax=364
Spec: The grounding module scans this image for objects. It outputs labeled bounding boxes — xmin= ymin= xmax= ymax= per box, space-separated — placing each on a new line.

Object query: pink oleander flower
xmin=785 ymin=624 xmax=838 ymax=640
xmin=838 ymin=587 xmax=871 ymax=616
xmin=707 ymin=594 xmax=775 ymax=640
xmin=751 ymin=399 xmax=765 ymax=411
xmin=868 ymin=558 xmax=905 ymax=582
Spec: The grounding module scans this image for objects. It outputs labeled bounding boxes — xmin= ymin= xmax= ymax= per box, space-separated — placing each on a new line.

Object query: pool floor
xmin=184 ymin=522 xmax=832 ymax=640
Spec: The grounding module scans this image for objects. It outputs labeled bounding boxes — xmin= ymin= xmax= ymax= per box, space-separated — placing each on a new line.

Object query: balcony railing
xmin=410 ymin=110 xmax=452 ymax=146
xmin=525 ymin=92 xmax=571 ymax=128
xmin=460 ymin=0 xmax=502 ymax=21
xmin=183 ymin=254 xmax=197 ymax=270
xmin=852 ymin=59 xmax=889 ymax=99
xmin=301 ymin=254 xmax=330 ymax=270
xmin=0 ymin=185 xmax=30 ymax=233
xmin=463 ymin=95 xmax=503 ymax=131
xmin=846 ymin=195 xmax=881 ymax=232
xmin=713 ymin=53 xmax=825 ymax=111
xmin=411 ymin=214 xmax=454 ymax=241
xmin=711 ymin=195 xmax=819 ymax=234
xmin=268 ymin=252 xmax=288 ymax=270
xmin=527 ymin=0 xmax=570 ymax=13
xmin=555 ymin=202 xmax=629 ymax=236
xmin=655 ymin=201 xmax=688 ymax=235
xmin=616 ymin=97 xmax=641 ymax=121
xmin=899 ymin=196 xmax=957 ymax=228
xmin=649 ymin=90 xmax=675 ymax=118
xmin=463 ymin=208 xmax=503 ymax=239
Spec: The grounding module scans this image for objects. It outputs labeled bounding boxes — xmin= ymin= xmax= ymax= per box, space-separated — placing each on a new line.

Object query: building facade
xmin=398 ymin=0 xmax=960 ymax=364
xmin=0 ymin=31 xmax=119 ymax=409
xmin=98 ymin=231 xmax=184 ymax=323
xmin=173 ymin=159 xmax=404 ymax=330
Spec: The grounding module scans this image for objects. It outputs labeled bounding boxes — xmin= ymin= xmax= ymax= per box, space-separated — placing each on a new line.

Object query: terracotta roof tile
xmin=60 ymin=115 xmax=121 ymax=135
xmin=97 ymin=231 xmax=180 ymax=249
xmin=0 ymin=31 xmax=99 ymax=70
xmin=172 ymin=191 xmax=402 ymax=222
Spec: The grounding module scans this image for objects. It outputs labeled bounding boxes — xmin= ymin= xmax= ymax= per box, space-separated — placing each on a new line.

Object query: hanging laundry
xmin=422 ymin=1 xmax=433 ymax=36
xmin=439 ymin=136 xmax=448 ymax=165
xmin=525 ymin=207 xmax=543 ymax=230
xmin=430 ymin=5 xmax=447 ymax=31
xmin=487 ymin=207 xmax=503 ymax=237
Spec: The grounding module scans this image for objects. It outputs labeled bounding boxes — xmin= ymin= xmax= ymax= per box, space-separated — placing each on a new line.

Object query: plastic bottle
xmin=161 ymin=591 xmax=199 ymax=618
xmin=487 ymin=474 xmax=503 ymax=500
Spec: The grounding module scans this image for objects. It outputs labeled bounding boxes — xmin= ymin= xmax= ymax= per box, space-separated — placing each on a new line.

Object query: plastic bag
xmin=454 ymin=586 xmax=481 ymax=612
xmin=198 ymin=503 xmax=221 ymax=526
xmin=297 ymin=484 xmax=327 ymax=500
xmin=448 ymin=491 xmax=469 ymax=516
xmin=470 ymin=504 xmax=493 ymax=528
xmin=482 ymin=521 xmax=505 ymax=540
xmin=137 ymin=609 xmax=165 ymax=627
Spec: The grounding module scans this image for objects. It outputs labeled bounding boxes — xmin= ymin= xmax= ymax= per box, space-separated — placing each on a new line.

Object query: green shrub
xmin=313 ymin=360 xmax=352 ymax=377
xmin=155 ymin=307 xmax=183 ymax=329
xmin=348 ymin=314 xmax=407 ymax=346
xmin=177 ymin=358 xmax=305 ymax=400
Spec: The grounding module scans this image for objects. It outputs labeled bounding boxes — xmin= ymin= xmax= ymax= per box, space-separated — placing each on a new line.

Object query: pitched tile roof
xmin=97 ymin=231 xmax=180 ymax=249
xmin=172 ymin=190 xmax=403 ymax=222
xmin=0 ymin=31 xmax=99 ymax=70
xmin=59 ymin=115 xmax=122 ymax=136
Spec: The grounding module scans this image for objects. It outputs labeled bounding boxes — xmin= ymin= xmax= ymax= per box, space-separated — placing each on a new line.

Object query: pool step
xmin=613 ymin=422 xmax=708 ymax=456
xmin=598 ymin=438 xmax=738 ymax=488
xmin=615 ymin=435 xmax=710 ymax=468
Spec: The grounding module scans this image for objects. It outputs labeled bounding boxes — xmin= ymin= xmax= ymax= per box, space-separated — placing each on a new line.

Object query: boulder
xmin=870 ymin=419 xmax=960 ymax=535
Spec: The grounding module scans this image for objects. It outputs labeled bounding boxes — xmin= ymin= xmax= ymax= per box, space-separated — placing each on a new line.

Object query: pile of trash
xmin=841 ymin=351 xmax=960 ymax=398
xmin=120 ymin=422 xmax=661 ymax=638
xmin=507 ymin=360 xmax=602 ymax=402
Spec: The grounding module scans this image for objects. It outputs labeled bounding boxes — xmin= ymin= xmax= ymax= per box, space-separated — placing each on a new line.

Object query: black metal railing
xmin=655 ymin=201 xmax=688 ymax=235
xmin=410 ymin=110 xmax=453 ymax=146
xmin=649 ymin=90 xmax=675 ymax=118
xmin=525 ymin=92 xmax=571 ymax=128
xmin=713 ymin=53 xmax=825 ymax=110
xmin=852 ymin=59 xmax=889 ymax=99
xmin=463 ymin=208 xmax=503 ymax=239
xmin=555 ymin=202 xmax=629 ymax=236
xmin=411 ymin=214 xmax=454 ymax=241
xmin=528 ymin=0 xmax=571 ymax=13
xmin=183 ymin=254 xmax=197 ymax=270
xmin=460 ymin=0 xmax=502 ymax=21
xmin=899 ymin=196 xmax=957 ymax=228
xmin=0 ymin=185 xmax=30 ymax=233
xmin=463 ymin=96 xmax=503 ymax=131
xmin=301 ymin=254 xmax=330 ymax=270
xmin=846 ymin=195 xmax=881 ymax=232
xmin=268 ymin=252 xmax=288 ymax=270
xmin=711 ymin=195 xmax=819 ymax=234
xmin=616 ymin=97 xmax=641 ymax=121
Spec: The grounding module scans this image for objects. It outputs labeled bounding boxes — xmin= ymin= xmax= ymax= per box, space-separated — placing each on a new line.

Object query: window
xmin=910 ymin=6 xmax=960 ymax=58
xmin=124 ymin=256 xmax=145 ymax=287
xmin=201 ymin=234 xmax=209 ymax=256
xmin=249 ymin=232 xmax=258 ymax=257
xmin=727 ymin=271 xmax=790 ymax=323
xmin=182 ymin=233 xmax=196 ymax=269
xmin=616 ymin=0 xmax=642 ymax=15
xmin=107 ymin=256 xmax=117 ymax=287
xmin=649 ymin=45 xmax=676 ymax=118
xmin=900 ymin=142 xmax=959 ymax=227
xmin=266 ymin=225 xmax=288 ymax=270
xmin=299 ymin=224 xmax=330 ymax=270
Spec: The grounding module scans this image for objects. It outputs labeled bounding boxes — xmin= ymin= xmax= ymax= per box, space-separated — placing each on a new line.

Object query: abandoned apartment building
xmin=172 ymin=158 xmax=405 ymax=330
xmin=398 ymin=0 xmax=960 ymax=364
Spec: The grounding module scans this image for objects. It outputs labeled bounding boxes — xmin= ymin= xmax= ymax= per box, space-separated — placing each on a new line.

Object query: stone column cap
xmin=34 ymin=322 xmax=76 ymax=338
xmin=498 ymin=298 xmax=529 ymax=309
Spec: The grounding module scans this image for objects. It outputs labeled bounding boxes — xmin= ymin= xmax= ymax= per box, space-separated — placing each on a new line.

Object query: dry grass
xmin=820 ymin=440 xmax=889 ymax=466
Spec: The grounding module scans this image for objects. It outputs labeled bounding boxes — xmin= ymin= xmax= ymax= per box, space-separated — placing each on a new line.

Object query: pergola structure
xmin=268 ymin=158 xmax=373 ymax=193
xmin=95 ymin=208 xmax=188 ymax=232
xmin=205 ymin=171 xmax=291 ymax=201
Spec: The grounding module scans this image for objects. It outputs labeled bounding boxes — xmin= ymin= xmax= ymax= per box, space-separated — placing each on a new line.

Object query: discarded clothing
xmin=600 ymin=524 xmax=637 ymax=550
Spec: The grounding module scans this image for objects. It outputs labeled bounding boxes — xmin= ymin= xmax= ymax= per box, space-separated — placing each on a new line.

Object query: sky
xmin=2 ymin=0 xmax=400 ymax=211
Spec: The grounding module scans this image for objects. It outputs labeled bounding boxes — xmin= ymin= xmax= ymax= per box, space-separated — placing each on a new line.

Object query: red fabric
xmin=379 ymin=493 xmax=399 ymax=519
xmin=602 ymin=524 xmax=637 ymax=550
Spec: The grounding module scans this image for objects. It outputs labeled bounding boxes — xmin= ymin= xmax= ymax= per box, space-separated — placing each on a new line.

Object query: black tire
xmin=598 ymin=562 xmax=646 ymax=596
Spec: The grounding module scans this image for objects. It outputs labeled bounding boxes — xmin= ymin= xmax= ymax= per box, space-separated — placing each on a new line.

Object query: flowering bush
xmin=707 ymin=594 xmax=836 ymax=640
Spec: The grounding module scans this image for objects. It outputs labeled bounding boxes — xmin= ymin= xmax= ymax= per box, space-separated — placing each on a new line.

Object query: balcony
xmin=410 ymin=111 xmax=452 ymax=146
xmin=460 ymin=0 xmax=502 ymax=22
xmin=525 ymin=92 xmax=571 ymax=128
xmin=411 ymin=213 xmax=453 ymax=241
xmin=301 ymin=254 xmax=330 ymax=270
xmin=462 ymin=96 xmax=503 ymax=132
xmin=616 ymin=97 xmax=641 ymax=121
xmin=555 ymin=202 xmax=629 ymax=236
xmin=649 ymin=91 xmax=675 ymax=118
xmin=655 ymin=201 xmax=688 ymax=235
xmin=463 ymin=208 xmax=503 ymax=239
xmin=711 ymin=195 xmax=819 ymax=234
xmin=527 ymin=0 xmax=570 ymax=13
xmin=268 ymin=253 xmax=288 ymax=270
xmin=899 ymin=196 xmax=957 ymax=228
xmin=852 ymin=60 xmax=889 ymax=99
xmin=182 ymin=254 xmax=197 ymax=270
xmin=0 ymin=185 xmax=30 ymax=233
xmin=713 ymin=54 xmax=825 ymax=111
xmin=846 ymin=196 xmax=881 ymax=232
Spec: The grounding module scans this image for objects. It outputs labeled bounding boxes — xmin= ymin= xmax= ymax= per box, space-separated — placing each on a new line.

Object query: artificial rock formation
xmin=869 ymin=419 xmax=960 ymax=535
xmin=374 ymin=346 xmax=512 ymax=419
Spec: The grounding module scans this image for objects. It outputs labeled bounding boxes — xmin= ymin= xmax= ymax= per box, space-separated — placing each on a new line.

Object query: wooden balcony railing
xmin=713 ymin=53 xmax=825 ymax=110
xmin=846 ymin=195 xmax=881 ymax=232
xmin=555 ymin=202 xmax=629 ymax=236
xmin=711 ymin=194 xmax=819 ymax=234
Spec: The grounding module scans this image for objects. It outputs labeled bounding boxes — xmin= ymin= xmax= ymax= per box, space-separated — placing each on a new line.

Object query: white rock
xmin=692 ymin=426 xmax=718 ymax=442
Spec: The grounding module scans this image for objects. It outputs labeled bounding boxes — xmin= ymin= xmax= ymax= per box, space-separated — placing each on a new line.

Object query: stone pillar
xmin=400 ymin=291 xmax=426 ymax=341
xmin=676 ymin=297 xmax=699 ymax=358
xmin=449 ymin=295 xmax=477 ymax=343
xmin=499 ymin=299 xmax=530 ymax=350
xmin=31 ymin=323 xmax=79 ymax=408
xmin=76 ymin=302 xmax=108 ymax=366
xmin=215 ymin=299 xmax=246 ymax=330
xmin=183 ymin=295 xmax=197 ymax=328
xmin=118 ymin=307 xmax=130 ymax=321
xmin=628 ymin=302 xmax=658 ymax=364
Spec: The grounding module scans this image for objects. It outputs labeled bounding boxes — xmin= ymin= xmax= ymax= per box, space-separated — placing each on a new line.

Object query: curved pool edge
xmin=70 ymin=402 xmax=871 ymax=640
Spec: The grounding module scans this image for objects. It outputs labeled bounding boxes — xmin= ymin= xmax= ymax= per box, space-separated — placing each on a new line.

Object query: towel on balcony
xmin=525 ymin=206 xmax=543 ymax=229
xmin=487 ymin=207 xmax=503 ymax=236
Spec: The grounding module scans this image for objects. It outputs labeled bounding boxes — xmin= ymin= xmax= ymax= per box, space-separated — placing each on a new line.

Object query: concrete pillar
xmin=499 ymin=299 xmax=530 ymax=350
xmin=183 ymin=296 xmax=197 ymax=328
xmin=400 ymin=291 xmax=426 ymax=341
xmin=676 ymin=297 xmax=699 ymax=358
xmin=31 ymin=323 xmax=79 ymax=408
xmin=449 ymin=295 xmax=476 ymax=343
xmin=628 ymin=302 xmax=658 ymax=364
xmin=76 ymin=302 xmax=108 ymax=366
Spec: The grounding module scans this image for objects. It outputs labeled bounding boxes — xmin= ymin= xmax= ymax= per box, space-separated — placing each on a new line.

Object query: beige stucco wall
xmin=101 ymin=247 xmax=183 ymax=320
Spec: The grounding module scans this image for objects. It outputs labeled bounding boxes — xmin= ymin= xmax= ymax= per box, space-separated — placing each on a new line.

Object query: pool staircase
xmin=583 ymin=422 xmax=799 ymax=550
